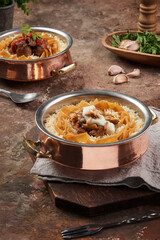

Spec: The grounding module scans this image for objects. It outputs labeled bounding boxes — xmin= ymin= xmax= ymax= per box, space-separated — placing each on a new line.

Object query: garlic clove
xmin=119 ymin=39 xmax=131 ymax=49
xmin=119 ymin=40 xmax=140 ymax=51
xmin=113 ymin=74 xmax=129 ymax=84
xmin=108 ymin=65 xmax=125 ymax=76
xmin=127 ymin=41 xmax=140 ymax=51
xmin=126 ymin=68 xmax=140 ymax=78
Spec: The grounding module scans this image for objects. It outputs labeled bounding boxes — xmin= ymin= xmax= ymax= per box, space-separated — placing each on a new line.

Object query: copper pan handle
xmin=23 ymin=137 xmax=52 ymax=158
xmin=51 ymin=63 xmax=77 ymax=76
xmin=148 ymin=107 xmax=159 ymax=125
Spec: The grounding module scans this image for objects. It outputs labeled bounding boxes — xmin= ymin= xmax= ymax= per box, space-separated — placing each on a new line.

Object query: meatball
xmin=33 ymin=46 xmax=44 ymax=57
xmin=16 ymin=41 xmax=32 ymax=57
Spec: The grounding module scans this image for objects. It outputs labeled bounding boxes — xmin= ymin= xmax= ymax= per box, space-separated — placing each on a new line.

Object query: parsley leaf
xmin=21 ymin=24 xmax=42 ymax=40
xmin=21 ymin=24 xmax=32 ymax=35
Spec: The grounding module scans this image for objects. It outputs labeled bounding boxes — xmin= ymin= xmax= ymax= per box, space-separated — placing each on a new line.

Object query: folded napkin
xmin=31 ymin=110 xmax=160 ymax=192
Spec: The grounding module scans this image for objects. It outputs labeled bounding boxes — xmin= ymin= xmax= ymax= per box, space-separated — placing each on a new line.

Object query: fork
xmin=61 ymin=212 xmax=160 ymax=239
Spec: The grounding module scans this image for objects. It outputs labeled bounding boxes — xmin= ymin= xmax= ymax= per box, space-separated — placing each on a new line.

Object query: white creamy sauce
xmin=82 ymin=105 xmax=115 ymax=134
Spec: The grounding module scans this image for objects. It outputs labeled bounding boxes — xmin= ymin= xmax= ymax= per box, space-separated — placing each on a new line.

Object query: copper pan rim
xmin=0 ymin=27 xmax=73 ymax=62
xmin=35 ymin=89 xmax=153 ymax=147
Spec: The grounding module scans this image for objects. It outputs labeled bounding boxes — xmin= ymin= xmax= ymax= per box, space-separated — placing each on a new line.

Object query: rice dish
xmin=0 ymin=32 xmax=68 ymax=60
xmin=43 ymin=99 xmax=144 ymax=144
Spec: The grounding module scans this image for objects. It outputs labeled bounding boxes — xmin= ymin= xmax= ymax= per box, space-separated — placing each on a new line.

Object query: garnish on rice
xmin=8 ymin=24 xmax=47 ymax=57
xmin=0 ymin=24 xmax=67 ymax=60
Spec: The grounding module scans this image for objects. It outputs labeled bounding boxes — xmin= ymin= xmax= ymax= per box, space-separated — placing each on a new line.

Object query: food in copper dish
xmin=0 ymin=25 xmax=68 ymax=60
xmin=43 ymin=99 xmax=144 ymax=144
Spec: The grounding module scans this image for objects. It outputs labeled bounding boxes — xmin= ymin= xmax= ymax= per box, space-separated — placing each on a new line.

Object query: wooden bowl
xmin=102 ymin=31 xmax=160 ymax=67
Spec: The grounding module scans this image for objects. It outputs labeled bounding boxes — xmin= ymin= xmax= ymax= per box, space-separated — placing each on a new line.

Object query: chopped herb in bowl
xmin=111 ymin=31 xmax=160 ymax=55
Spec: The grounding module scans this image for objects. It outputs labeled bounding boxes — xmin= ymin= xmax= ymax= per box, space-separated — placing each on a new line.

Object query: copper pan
xmin=23 ymin=90 xmax=158 ymax=171
xmin=0 ymin=27 xmax=76 ymax=81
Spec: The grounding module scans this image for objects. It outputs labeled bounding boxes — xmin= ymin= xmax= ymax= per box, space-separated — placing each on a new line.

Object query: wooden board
xmin=26 ymin=127 xmax=160 ymax=216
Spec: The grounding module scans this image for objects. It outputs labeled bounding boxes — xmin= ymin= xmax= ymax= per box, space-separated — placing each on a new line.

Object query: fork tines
xmin=61 ymin=226 xmax=88 ymax=239
xmin=61 ymin=224 xmax=102 ymax=239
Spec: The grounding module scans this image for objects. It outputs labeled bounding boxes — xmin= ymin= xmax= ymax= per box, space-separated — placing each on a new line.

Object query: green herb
xmin=32 ymin=33 xmax=42 ymax=40
xmin=17 ymin=0 xmax=38 ymax=15
xmin=110 ymin=31 xmax=160 ymax=55
xmin=21 ymin=24 xmax=42 ymax=40
xmin=21 ymin=24 xmax=31 ymax=35
xmin=0 ymin=0 xmax=38 ymax=15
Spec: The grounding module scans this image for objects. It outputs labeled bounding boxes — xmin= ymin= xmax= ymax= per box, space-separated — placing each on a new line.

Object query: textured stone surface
xmin=0 ymin=0 xmax=160 ymax=239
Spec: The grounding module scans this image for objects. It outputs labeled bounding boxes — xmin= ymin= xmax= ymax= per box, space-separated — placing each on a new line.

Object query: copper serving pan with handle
xmin=0 ymin=27 xmax=76 ymax=81
xmin=23 ymin=90 xmax=158 ymax=171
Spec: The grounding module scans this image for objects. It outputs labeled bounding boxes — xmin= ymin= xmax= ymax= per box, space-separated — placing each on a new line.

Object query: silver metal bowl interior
xmin=36 ymin=90 xmax=152 ymax=147
xmin=0 ymin=27 xmax=73 ymax=61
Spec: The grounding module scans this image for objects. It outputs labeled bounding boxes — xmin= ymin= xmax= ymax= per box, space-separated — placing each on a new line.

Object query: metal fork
xmin=61 ymin=212 xmax=160 ymax=239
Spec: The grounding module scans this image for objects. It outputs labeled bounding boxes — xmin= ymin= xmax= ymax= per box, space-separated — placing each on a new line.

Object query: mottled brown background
xmin=0 ymin=0 xmax=160 ymax=239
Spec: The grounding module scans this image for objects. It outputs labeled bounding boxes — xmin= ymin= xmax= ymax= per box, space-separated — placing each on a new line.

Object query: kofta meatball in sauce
xmin=8 ymin=32 xmax=48 ymax=58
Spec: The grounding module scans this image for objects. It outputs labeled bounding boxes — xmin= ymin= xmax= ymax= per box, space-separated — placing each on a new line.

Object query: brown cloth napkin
xmin=30 ymin=110 xmax=160 ymax=192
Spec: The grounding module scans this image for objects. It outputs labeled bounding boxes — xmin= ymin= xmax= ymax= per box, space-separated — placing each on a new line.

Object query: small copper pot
xmin=24 ymin=90 xmax=158 ymax=170
xmin=0 ymin=27 xmax=76 ymax=81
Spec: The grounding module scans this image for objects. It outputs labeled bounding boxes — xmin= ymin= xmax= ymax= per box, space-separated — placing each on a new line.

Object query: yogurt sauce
xmin=82 ymin=105 xmax=115 ymax=134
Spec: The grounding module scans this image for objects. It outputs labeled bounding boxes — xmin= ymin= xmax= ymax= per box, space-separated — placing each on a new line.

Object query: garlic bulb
xmin=108 ymin=65 xmax=125 ymax=76
xmin=119 ymin=40 xmax=140 ymax=51
xmin=127 ymin=68 xmax=140 ymax=78
xmin=113 ymin=74 xmax=129 ymax=84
